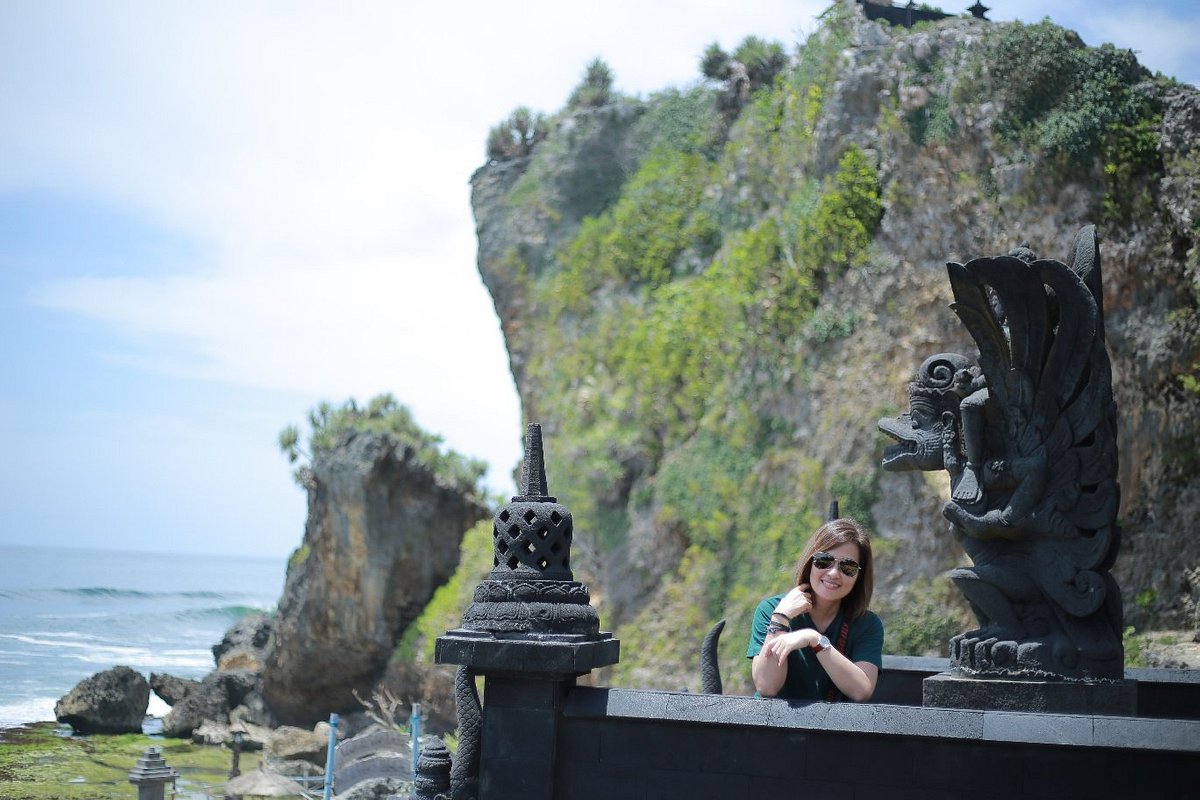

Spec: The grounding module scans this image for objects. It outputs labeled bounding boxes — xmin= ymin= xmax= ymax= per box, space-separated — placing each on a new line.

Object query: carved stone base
xmin=435 ymin=630 xmax=620 ymax=675
xmin=923 ymin=671 xmax=1137 ymax=715
xmin=460 ymin=579 xmax=601 ymax=636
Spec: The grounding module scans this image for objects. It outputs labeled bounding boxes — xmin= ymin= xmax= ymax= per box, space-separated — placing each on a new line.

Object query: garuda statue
xmin=878 ymin=226 xmax=1123 ymax=680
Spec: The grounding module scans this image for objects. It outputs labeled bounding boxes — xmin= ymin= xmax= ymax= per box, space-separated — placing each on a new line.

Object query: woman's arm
xmin=750 ymin=585 xmax=814 ymax=696
xmin=759 ymin=629 xmax=880 ymax=701
xmin=751 ymin=630 xmax=791 ymax=696
xmin=814 ymin=648 xmax=879 ymax=702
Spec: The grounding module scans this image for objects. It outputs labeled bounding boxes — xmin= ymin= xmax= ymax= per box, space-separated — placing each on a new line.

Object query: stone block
xmin=923 ymin=671 xmax=1137 ymax=715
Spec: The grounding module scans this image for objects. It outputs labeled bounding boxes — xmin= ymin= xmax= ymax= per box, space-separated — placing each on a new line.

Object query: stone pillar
xmin=436 ymin=423 xmax=619 ymax=800
xmin=128 ymin=746 xmax=178 ymax=800
xmin=411 ymin=737 xmax=453 ymax=800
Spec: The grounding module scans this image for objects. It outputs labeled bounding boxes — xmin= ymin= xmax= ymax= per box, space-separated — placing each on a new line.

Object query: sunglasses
xmin=812 ymin=551 xmax=861 ymax=578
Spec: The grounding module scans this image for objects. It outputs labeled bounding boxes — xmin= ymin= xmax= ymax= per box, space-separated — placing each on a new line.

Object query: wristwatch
xmin=812 ymin=634 xmax=831 ymax=653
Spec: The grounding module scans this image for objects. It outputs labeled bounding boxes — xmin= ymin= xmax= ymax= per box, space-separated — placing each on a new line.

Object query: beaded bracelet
xmin=765 ymin=621 xmax=790 ymax=635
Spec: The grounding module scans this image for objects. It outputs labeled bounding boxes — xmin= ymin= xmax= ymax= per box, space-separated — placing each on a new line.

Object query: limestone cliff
xmin=469 ymin=1 xmax=1200 ymax=692
xmin=263 ymin=423 xmax=489 ymax=725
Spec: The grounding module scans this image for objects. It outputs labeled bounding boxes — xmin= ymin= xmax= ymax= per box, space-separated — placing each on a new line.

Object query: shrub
xmin=568 ymin=58 xmax=615 ymax=109
xmin=486 ymin=106 xmax=548 ymax=161
xmin=987 ymin=20 xmax=1156 ymax=165
xmin=700 ymin=36 xmax=789 ymax=118
xmin=278 ymin=394 xmax=486 ymax=492
xmin=793 ymin=146 xmax=883 ymax=281
xmin=734 ymin=36 xmax=788 ymax=89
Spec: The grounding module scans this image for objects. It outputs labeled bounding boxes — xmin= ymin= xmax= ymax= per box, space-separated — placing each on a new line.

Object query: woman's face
xmin=808 ymin=541 xmax=861 ymax=605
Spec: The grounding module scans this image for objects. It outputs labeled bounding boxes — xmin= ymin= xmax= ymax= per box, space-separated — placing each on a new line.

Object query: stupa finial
xmin=516 ymin=423 xmax=554 ymax=501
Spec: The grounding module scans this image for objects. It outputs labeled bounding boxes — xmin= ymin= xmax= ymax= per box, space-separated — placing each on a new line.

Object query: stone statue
xmin=878 ymin=226 xmax=1124 ymax=680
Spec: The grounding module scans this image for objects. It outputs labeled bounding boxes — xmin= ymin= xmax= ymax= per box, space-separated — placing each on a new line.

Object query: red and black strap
xmin=823 ymin=620 xmax=852 ymax=702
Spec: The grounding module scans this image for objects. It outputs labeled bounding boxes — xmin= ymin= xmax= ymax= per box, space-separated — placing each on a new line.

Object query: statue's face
xmin=879 ymin=396 xmax=946 ymax=472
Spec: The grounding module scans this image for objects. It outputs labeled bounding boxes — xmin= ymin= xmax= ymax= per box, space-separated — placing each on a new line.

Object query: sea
xmin=0 ymin=544 xmax=285 ymax=728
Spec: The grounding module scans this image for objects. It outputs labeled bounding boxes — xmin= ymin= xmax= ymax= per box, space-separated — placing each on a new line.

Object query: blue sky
xmin=1 ymin=1 xmax=1195 ymax=558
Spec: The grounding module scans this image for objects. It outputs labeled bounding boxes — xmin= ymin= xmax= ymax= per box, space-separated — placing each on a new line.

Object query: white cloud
xmin=5 ymin=1 xmax=821 ymax=495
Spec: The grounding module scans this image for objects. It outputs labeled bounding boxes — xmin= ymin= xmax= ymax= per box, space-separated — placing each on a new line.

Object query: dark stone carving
xmin=450 ymin=666 xmax=480 ymax=800
xmin=879 ymin=226 xmax=1124 ymax=680
xmin=435 ymin=423 xmax=619 ymax=800
xmin=412 ymin=737 xmax=452 ymax=800
xmin=700 ymin=620 xmax=726 ymax=694
xmin=128 ymin=746 xmax=178 ymax=800
xmin=456 ymin=423 xmax=601 ymax=638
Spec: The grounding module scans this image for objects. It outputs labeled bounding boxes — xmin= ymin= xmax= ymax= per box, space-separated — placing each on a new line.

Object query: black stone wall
xmin=554 ymin=687 xmax=1200 ymax=799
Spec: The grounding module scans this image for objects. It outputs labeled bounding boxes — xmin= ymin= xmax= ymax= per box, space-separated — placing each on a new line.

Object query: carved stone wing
xmin=944 ymin=227 xmax=1120 ymax=559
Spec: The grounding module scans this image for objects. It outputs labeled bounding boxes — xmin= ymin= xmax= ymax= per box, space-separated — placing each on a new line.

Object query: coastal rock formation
xmin=263 ymin=428 xmax=489 ymax=725
xmin=266 ymin=724 xmax=332 ymax=765
xmin=149 ymin=672 xmax=201 ymax=706
xmin=161 ymin=668 xmax=258 ymax=738
xmin=54 ymin=665 xmax=149 ymax=734
xmin=213 ymin=613 xmax=273 ymax=672
xmin=468 ymin=2 xmax=1200 ymax=691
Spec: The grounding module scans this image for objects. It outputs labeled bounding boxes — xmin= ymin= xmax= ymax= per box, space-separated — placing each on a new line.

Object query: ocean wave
xmin=0 ymin=634 xmax=210 ymax=669
xmin=0 ymin=633 xmax=97 ymax=650
xmin=68 ymin=587 xmax=154 ymax=599
xmin=0 ymin=697 xmax=56 ymax=728
xmin=66 ymin=587 xmax=230 ymax=600
xmin=172 ymin=604 xmax=270 ymax=621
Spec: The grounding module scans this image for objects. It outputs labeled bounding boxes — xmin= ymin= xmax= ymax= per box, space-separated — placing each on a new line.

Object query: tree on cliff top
xmin=278 ymin=393 xmax=487 ymax=492
xmin=567 ymin=57 xmax=615 ymax=109
xmin=487 ymin=106 xmax=548 ymax=162
xmin=700 ymin=36 xmax=788 ymax=117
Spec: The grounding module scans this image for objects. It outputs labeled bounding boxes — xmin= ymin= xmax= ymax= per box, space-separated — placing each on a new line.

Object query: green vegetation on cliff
xmin=278 ymin=393 xmax=486 ymax=494
xmin=480 ymin=3 xmax=894 ymax=689
xmin=459 ymin=2 xmax=1198 ymax=693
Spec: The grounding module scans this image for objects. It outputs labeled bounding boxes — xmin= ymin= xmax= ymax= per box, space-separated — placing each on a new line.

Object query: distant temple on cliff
xmin=857 ymin=0 xmax=990 ymax=27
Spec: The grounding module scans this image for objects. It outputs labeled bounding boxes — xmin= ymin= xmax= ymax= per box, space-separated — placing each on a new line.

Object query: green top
xmin=746 ymin=592 xmax=884 ymax=701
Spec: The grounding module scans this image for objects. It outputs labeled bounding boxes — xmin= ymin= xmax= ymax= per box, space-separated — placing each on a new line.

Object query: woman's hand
xmin=773 ymin=584 xmax=813 ymax=620
xmin=762 ymin=628 xmax=819 ymax=666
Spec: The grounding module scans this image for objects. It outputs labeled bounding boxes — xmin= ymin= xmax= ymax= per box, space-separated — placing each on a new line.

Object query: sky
xmin=1 ymin=1 xmax=1196 ymax=559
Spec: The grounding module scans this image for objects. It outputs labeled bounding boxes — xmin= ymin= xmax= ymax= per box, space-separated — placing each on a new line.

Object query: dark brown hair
xmin=793 ymin=518 xmax=875 ymax=620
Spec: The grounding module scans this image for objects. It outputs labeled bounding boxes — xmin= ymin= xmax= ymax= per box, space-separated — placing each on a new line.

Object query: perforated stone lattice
xmin=492 ymin=501 xmax=573 ymax=579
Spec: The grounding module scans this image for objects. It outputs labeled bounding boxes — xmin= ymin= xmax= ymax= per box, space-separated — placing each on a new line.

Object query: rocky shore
xmin=46 ymin=422 xmax=486 ymax=797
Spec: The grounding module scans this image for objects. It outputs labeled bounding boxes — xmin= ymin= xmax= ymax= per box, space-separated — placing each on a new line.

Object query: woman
xmin=747 ymin=518 xmax=883 ymax=701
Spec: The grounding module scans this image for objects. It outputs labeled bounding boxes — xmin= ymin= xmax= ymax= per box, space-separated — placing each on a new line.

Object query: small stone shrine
xmin=879 ymin=226 xmax=1131 ymax=712
xmin=128 ymin=746 xmax=178 ymax=800
xmin=436 ymin=423 xmax=619 ymax=799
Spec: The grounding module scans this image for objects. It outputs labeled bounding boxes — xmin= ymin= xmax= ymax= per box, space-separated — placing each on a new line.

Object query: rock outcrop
xmin=149 ymin=672 xmax=200 ymax=707
xmin=161 ymin=668 xmax=258 ymax=738
xmin=55 ymin=666 xmax=149 ymax=734
xmin=263 ymin=429 xmax=489 ymax=725
xmin=467 ymin=1 xmax=1200 ymax=691
xmin=213 ymin=613 xmax=273 ymax=672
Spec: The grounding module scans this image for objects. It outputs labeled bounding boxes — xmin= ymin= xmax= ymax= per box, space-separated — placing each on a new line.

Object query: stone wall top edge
xmin=563 ymin=687 xmax=1200 ymax=753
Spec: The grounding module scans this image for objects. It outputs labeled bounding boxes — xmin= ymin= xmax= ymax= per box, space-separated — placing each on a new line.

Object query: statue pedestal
xmin=436 ymin=630 xmax=619 ymax=800
xmin=923 ymin=671 xmax=1137 ymax=715
xmin=436 ymin=629 xmax=619 ymax=676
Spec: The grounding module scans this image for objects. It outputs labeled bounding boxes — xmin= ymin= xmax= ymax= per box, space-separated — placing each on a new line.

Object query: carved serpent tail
xmin=450 ymin=665 xmax=481 ymax=800
xmin=700 ymin=619 xmax=725 ymax=694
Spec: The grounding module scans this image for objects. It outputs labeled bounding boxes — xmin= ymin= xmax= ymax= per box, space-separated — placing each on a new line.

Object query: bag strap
xmin=823 ymin=620 xmax=852 ymax=702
